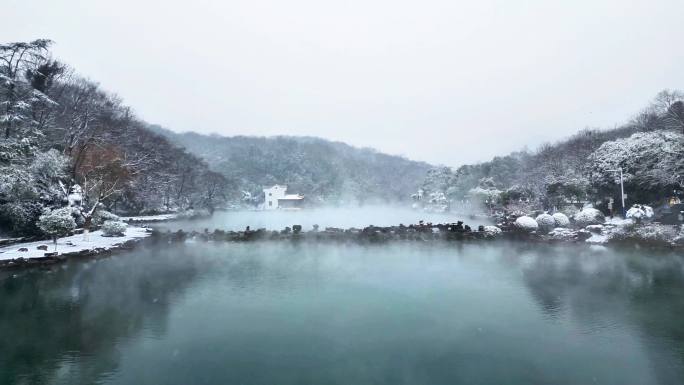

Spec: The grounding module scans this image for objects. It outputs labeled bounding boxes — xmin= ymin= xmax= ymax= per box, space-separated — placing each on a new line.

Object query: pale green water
xmin=1 ymin=242 xmax=683 ymax=385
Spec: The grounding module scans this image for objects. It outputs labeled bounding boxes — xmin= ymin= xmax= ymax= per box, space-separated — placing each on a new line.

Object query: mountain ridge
xmin=148 ymin=124 xmax=434 ymax=204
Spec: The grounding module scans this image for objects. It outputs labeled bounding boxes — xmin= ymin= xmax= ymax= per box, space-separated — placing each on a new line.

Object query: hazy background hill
xmin=149 ymin=125 xmax=433 ymax=205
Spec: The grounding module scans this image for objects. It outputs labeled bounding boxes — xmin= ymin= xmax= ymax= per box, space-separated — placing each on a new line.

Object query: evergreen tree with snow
xmin=37 ymin=207 xmax=76 ymax=245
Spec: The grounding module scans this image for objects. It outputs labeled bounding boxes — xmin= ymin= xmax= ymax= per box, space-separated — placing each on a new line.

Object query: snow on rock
xmin=586 ymin=233 xmax=609 ymax=245
xmin=483 ymin=225 xmax=502 ymax=237
xmin=552 ymin=213 xmax=570 ymax=228
xmin=627 ymin=223 xmax=679 ymax=245
xmin=0 ymin=227 xmax=150 ymax=261
xmin=586 ymin=224 xmax=604 ymax=233
xmin=514 ymin=216 xmax=538 ymax=232
xmin=535 ymin=213 xmax=555 ymax=233
xmin=548 ymin=227 xmax=579 ymax=241
xmin=573 ymin=208 xmax=605 ymax=227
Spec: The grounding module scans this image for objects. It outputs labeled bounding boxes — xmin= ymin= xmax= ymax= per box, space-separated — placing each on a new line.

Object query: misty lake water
xmin=152 ymin=206 xmax=489 ymax=232
xmin=2 ymin=240 xmax=684 ymax=385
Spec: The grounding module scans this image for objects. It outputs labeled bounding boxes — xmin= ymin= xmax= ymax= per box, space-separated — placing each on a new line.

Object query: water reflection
xmin=0 ymin=249 xmax=201 ymax=385
xmin=0 ymin=242 xmax=682 ymax=384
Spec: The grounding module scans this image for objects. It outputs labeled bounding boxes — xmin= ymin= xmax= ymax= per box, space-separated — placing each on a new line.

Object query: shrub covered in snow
xmin=626 ymin=204 xmax=654 ymax=222
xmin=101 ymin=220 xmax=128 ymax=237
xmin=93 ymin=210 xmax=120 ymax=226
xmin=37 ymin=207 xmax=76 ymax=242
xmin=0 ymin=201 xmax=44 ymax=235
xmin=535 ymin=213 xmax=555 ymax=233
xmin=514 ymin=216 xmax=538 ymax=232
xmin=552 ymin=212 xmax=570 ymax=228
xmin=573 ymin=208 xmax=605 ymax=227
xmin=560 ymin=205 xmax=580 ymax=218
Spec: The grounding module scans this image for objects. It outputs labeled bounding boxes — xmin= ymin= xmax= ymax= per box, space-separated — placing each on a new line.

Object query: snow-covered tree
xmin=589 ymin=131 xmax=684 ymax=202
xmin=37 ymin=207 xmax=76 ymax=244
xmin=0 ymin=39 xmax=55 ymax=139
xmin=652 ymin=90 xmax=684 ymax=134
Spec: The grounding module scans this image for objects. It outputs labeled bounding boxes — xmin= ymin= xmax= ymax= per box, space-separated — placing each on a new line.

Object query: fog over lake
xmin=153 ymin=206 xmax=488 ymax=232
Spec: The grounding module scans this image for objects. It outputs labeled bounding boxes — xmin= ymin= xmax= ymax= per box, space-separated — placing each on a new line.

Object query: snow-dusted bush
xmin=573 ymin=208 xmax=605 ymax=227
xmin=93 ymin=209 xmax=120 ymax=225
xmin=535 ymin=213 xmax=555 ymax=233
xmin=548 ymin=227 xmax=586 ymax=241
xmin=514 ymin=216 xmax=538 ymax=232
xmin=626 ymin=204 xmax=654 ymax=222
xmin=37 ymin=207 xmax=76 ymax=242
xmin=560 ymin=205 xmax=580 ymax=218
xmin=101 ymin=220 xmax=127 ymax=237
xmin=552 ymin=213 xmax=570 ymax=228
xmin=0 ymin=202 xmax=44 ymax=235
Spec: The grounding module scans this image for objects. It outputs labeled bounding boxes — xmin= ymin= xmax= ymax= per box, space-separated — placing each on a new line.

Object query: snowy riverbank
xmin=0 ymin=227 xmax=151 ymax=263
xmin=120 ymin=214 xmax=179 ymax=223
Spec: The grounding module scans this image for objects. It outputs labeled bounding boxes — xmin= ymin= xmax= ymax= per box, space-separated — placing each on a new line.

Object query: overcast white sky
xmin=3 ymin=0 xmax=683 ymax=165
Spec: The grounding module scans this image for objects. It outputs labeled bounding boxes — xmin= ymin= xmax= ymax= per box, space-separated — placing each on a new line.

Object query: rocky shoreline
xmin=150 ymin=220 xmax=684 ymax=249
xmin=3 ymin=219 xmax=682 ymax=271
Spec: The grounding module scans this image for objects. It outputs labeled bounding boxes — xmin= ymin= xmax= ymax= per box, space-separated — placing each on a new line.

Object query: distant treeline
xmin=151 ymin=127 xmax=433 ymax=205
xmin=0 ymin=39 xmax=228 ymax=235
xmin=418 ymin=90 xmax=684 ymax=213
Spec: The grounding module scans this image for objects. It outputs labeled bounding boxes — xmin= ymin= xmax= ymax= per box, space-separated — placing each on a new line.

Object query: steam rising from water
xmin=153 ymin=205 xmax=492 ymax=232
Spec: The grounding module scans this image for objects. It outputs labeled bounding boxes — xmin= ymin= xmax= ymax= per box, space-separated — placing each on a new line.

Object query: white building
xmin=263 ymin=185 xmax=304 ymax=210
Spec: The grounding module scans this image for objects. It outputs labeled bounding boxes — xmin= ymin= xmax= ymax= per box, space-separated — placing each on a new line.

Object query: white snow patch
xmin=120 ymin=214 xmax=178 ymax=222
xmin=483 ymin=225 xmax=502 ymax=237
xmin=0 ymin=227 xmax=150 ymax=261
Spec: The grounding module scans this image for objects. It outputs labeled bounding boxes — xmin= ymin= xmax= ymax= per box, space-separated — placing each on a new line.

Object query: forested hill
xmin=149 ymin=126 xmax=433 ymax=204
xmin=417 ymin=90 xmax=684 ymax=213
xmin=1 ymin=39 xmax=228 ymax=236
